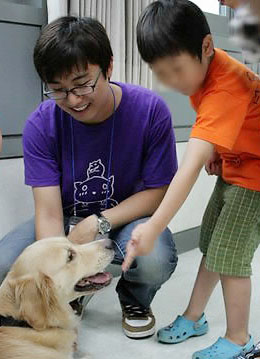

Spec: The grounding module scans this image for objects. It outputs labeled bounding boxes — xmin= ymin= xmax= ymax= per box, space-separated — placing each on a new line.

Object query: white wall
xmin=191 ymin=0 xmax=220 ymax=15
xmin=0 ymin=145 xmax=216 ymax=238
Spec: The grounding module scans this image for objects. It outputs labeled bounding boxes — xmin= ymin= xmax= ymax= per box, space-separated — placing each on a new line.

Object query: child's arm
xmin=122 ymin=137 xmax=215 ymax=271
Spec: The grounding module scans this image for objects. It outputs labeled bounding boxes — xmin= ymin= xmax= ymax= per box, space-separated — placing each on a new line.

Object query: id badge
xmin=68 ymin=216 xmax=84 ymax=233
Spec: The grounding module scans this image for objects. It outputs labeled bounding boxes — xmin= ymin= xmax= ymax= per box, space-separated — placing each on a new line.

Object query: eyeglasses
xmin=43 ymin=69 xmax=102 ymax=100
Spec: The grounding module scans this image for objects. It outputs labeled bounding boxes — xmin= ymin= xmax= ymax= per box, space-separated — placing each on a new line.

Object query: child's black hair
xmin=137 ymin=0 xmax=211 ymax=63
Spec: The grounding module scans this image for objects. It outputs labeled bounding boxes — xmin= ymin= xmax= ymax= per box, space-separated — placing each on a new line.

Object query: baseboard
xmin=173 ymin=226 xmax=200 ymax=255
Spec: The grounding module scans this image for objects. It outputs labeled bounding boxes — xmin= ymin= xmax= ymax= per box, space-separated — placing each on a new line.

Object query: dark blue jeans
xmin=0 ymin=217 xmax=178 ymax=308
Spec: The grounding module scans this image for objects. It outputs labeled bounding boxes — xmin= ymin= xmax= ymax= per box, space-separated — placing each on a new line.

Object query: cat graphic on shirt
xmin=74 ymin=159 xmax=118 ymax=214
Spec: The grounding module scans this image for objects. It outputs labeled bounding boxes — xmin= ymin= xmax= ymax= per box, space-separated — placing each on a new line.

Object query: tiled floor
xmin=77 ymin=246 xmax=260 ymax=359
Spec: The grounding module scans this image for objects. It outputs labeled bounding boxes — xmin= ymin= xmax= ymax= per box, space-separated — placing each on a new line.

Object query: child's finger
xmin=205 ymin=162 xmax=211 ymax=174
xmin=122 ymin=241 xmax=136 ymax=272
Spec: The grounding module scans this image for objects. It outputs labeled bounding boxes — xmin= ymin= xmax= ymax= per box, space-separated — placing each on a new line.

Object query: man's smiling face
xmin=46 ymin=63 xmax=114 ymax=125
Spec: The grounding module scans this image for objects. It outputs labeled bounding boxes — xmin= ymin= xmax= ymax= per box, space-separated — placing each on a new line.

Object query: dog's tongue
xmin=87 ymin=272 xmax=111 ymax=284
xmin=76 ymin=272 xmax=112 ymax=287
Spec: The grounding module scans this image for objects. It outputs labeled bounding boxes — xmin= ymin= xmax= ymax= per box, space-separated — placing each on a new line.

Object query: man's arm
xmin=68 ymin=185 xmax=168 ymax=244
xmin=122 ymin=138 xmax=215 ymax=271
xmin=33 ymin=186 xmax=65 ymax=240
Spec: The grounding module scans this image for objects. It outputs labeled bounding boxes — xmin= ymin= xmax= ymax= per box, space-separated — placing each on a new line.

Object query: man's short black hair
xmin=136 ymin=0 xmax=211 ymax=64
xmin=34 ymin=16 xmax=113 ymax=83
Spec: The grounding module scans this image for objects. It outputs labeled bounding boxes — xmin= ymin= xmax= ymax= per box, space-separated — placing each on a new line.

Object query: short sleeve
xmin=142 ymin=99 xmax=178 ymax=188
xmin=23 ymin=112 xmax=61 ymax=187
xmin=190 ymin=90 xmax=250 ymax=150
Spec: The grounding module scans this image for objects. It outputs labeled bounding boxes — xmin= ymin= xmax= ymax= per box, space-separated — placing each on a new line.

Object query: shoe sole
xmin=123 ymin=326 xmax=156 ymax=339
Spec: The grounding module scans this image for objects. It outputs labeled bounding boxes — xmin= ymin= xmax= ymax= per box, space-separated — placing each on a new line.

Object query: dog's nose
xmin=105 ymin=238 xmax=113 ymax=250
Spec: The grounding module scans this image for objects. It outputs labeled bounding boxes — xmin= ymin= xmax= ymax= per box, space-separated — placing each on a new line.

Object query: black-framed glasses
xmin=43 ymin=69 xmax=102 ymax=100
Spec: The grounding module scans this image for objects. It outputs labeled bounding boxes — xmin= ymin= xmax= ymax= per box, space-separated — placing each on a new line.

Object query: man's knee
xmin=135 ymin=229 xmax=178 ymax=285
xmin=0 ymin=247 xmax=15 ymax=284
xmin=0 ymin=263 xmax=11 ymax=285
xmin=136 ymin=258 xmax=176 ymax=286
xmin=0 ymin=217 xmax=35 ymax=242
xmin=158 ymin=228 xmax=178 ymax=280
xmin=0 ymin=218 xmax=35 ymax=285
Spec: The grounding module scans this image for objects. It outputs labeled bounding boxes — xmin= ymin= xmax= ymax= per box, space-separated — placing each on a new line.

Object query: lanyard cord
xmin=71 ymin=85 xmax=116 ymax=217
xmin=70 ymin=118 xmax=76 ymax=216
xmin=105 ymin=85 xmax=116 ymax=209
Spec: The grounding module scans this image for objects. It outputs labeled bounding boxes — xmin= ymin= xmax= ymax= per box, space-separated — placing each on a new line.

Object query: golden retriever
xmin=0 ymin=237 xmax=114 ymax=359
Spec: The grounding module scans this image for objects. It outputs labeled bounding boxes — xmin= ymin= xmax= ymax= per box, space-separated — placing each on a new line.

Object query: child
xmin=122 ymin=1 xmax=260 ymax=358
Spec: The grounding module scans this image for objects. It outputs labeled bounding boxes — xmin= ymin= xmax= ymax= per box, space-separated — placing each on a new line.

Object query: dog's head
xmin=1 ymin=237 xmax=114 ymax=330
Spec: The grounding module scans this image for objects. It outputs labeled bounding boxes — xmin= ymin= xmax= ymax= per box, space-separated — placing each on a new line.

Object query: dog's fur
xmin=0 ymin=237 xmax=114 ymax=359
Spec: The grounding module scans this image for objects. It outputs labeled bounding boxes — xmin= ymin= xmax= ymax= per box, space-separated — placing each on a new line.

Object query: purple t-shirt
xmin=23 ymin=82 xmax=178 ymax=217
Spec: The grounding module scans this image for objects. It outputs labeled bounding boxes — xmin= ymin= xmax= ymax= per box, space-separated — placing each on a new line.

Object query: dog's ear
xmin=12 ymin=272 xmax=60 ymax=330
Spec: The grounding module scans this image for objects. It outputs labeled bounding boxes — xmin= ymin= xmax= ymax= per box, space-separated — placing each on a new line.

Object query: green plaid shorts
xmin=200 ymin=177 xmax=260 ymax=276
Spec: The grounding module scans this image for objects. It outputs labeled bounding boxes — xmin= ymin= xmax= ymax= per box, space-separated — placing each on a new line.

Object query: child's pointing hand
xmin=122 ymin=221 xmax=158 ymax=272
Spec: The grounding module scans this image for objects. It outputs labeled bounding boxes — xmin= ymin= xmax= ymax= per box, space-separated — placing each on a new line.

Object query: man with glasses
xmin=0 ymin=16 xmax=178 ymax=339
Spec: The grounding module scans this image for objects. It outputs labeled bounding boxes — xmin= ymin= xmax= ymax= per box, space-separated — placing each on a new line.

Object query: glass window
xmin=191 ymin=0 xmax=220 ymax=15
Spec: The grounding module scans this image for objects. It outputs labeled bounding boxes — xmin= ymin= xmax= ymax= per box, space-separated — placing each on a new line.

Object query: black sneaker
xmin=235 ymin=341 xmax=260 ymax=359
xmin=121 ymin=302 xmax=156 ymax=339
xmin=69 ymin=297 xmax=84 ymax=317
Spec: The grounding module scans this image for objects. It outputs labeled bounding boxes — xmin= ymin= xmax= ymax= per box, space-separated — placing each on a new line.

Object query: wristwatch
xmin=96 ymin=212 xmax=111 ymax=235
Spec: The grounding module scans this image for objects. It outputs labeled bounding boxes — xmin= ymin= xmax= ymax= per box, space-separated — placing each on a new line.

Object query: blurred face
xmin=150 ymin=35 xmax=214 ymax=96
xmin=46 ymin=63 xmax=114 ymax=125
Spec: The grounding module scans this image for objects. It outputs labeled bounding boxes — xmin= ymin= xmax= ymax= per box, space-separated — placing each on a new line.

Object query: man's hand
xmin=122 ymin=221 xmax=159 ymax=272
xmin=205 ymin=151 xmax=222 ymax=176
xmin=68 ymin=215 xmax=98 ymax=244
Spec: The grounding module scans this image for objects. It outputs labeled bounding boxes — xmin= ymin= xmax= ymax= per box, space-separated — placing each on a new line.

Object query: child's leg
xmin=158 ymin=178 xmax=224 ymax=344
xmin=203 ymin=181 xmax=260 ymax=346
xmin=183 ymin=255 xmax=219 ymax=321
xmin=191 ymin=181 xmax=259 ymax=358
xmin=158 ymin=178 xmax=260 ymax=353
xmin=221 ymin=274 xmax=251 ymax=345
xmin=183 ymin=178 xmax=225 ymax=320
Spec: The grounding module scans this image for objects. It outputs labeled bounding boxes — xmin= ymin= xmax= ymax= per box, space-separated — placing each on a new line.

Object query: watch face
xmin=99 ymin=218 xmax=111 ymax=234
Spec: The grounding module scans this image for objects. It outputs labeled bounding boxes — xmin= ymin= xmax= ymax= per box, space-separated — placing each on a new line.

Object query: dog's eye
xmin=67 ymin=249 xmax=76 ymax=263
